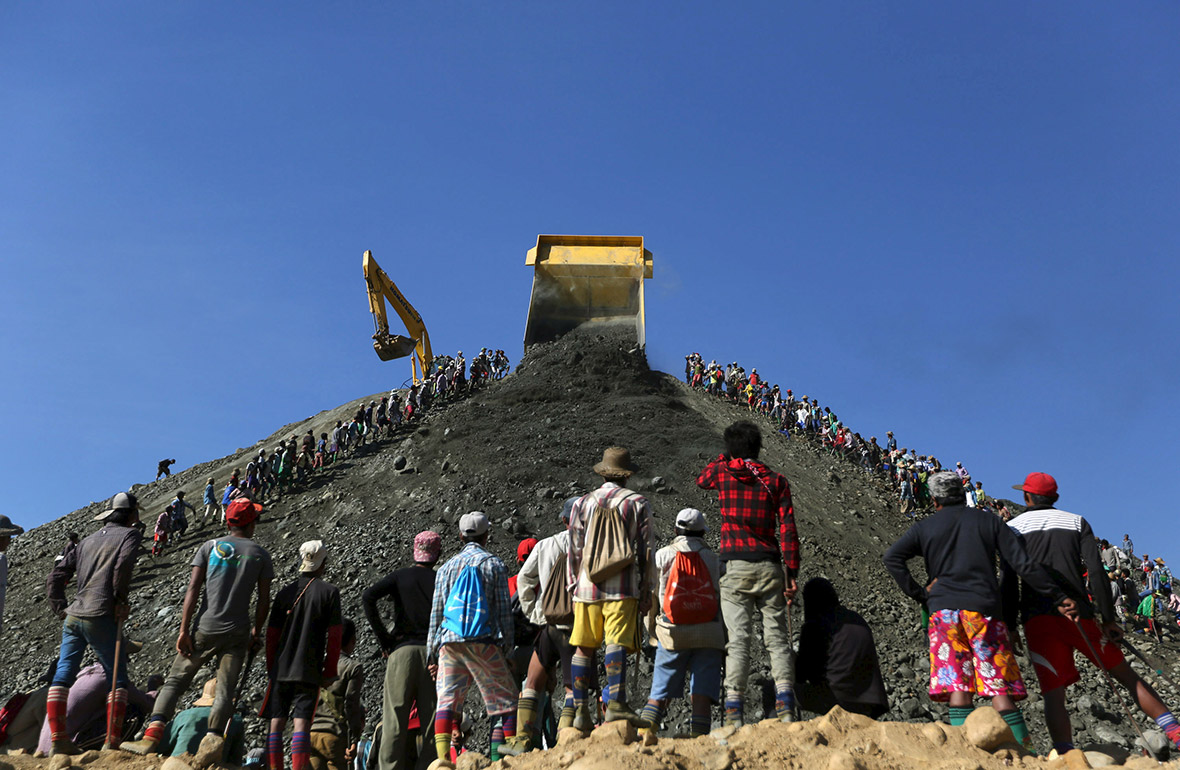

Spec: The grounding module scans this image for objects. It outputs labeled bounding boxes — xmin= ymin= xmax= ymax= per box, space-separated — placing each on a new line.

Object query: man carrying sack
xmin=566 ymin=447 xmax=654 ymax=730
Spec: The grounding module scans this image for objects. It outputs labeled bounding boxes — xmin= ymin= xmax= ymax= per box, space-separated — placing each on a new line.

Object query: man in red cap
xmin=508 ymin=539 xmax=539 ymax=598
xmin=124 ymin=492 xmax=273 ymax=759
xmin=1002 ymin=472 xmax=1180 ymax=756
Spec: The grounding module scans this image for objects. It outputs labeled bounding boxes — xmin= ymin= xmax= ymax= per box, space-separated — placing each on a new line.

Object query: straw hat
xmin=593 ymin=447 xmax=636 ymax=479
xmin=193 ymin=678 xmax=217 ymax=707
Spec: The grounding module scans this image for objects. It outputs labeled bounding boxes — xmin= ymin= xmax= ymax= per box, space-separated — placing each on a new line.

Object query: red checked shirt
xmin=696 ymin=455 xmax=799 ymax=575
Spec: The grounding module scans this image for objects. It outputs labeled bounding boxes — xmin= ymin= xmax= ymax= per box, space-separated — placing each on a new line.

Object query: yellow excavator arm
xmin=362 ymin=250 xmax=433 ymax=384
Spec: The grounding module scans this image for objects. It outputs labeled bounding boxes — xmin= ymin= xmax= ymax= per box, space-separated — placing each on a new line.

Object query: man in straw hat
xmin=362 ymin=530 xmax=442 ymax=770
xmin=262 ymin=541 xmax=343 ymax=770
xmin=697 ymin=421 xmax=799 ymax=725
xmin=157 ymin=678 xmax=245 ymax=761
xmin=566 ymin=447 xmax=654 ymax=730
xmin=0 ymin=513 xmax=25 ymax=639
xmin=426 ymin=512 xmax=516 ymax=767
xmin=1001 ymin=471 xmax=1180 ymax=756
xmin=45 ymin=491 xmax=144 ymax=754
xmin=123 ymin=491 xmax=273 ymax=759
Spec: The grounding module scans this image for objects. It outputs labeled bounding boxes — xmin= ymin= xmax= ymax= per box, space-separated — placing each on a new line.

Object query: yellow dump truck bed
xmin=523 ymin=235 xmax=654 ymax=347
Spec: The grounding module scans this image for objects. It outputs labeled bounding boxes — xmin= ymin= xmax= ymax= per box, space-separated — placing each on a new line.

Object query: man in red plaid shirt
xmin=697 ymin=420 xmax=799 ymax=726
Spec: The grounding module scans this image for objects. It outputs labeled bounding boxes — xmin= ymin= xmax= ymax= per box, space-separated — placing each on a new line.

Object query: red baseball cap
xmin=226 ymin=498 xmax=263 ymax=527
xmin=516 ymin=537 xmax=539 ymax=564
xmin=1012 ymin=472 xmax=1058 ymax=497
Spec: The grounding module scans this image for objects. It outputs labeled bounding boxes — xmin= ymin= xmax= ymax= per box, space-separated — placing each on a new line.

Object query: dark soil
xmin=3 ymin=322 xmax=1178 ymax=757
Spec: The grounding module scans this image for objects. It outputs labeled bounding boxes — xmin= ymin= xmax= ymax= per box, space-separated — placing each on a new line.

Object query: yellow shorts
xmin=569 ymin=599 xmax=639 ymax=652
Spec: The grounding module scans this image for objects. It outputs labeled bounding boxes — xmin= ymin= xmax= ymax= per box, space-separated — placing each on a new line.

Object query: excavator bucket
xmin=523 ymin=235 xmax=654 ymax=348
xmin=372 ymin=334 xmax=417 ymax=362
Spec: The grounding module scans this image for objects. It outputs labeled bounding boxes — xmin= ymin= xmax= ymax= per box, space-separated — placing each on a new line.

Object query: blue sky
xmin=2 ymin=3 xmax=1177 ymax=561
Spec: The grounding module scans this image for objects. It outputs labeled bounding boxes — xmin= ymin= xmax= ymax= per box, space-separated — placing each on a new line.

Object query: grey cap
xmin=94 ymin=491 xmax=139 ymax=521
xmin=560 ymin=496 xmax=580 ymax=521
xmin=0 ymin=515 xmax=24 ymax=536
xmin=675 ymin=508 xmax=707 ymax=532
xmin=928 ymin=471 xmax=965 ymax=501
xmin=460 ymin=511 xmax=489 ymax=537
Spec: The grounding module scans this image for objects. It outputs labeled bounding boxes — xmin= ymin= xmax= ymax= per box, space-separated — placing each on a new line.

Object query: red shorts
xmin=1024 ymin=615 xmax=1124 ymax=691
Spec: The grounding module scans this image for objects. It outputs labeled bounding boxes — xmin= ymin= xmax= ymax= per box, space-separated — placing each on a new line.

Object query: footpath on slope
xmin=3 ymin=323 xmax=1180 ymax=767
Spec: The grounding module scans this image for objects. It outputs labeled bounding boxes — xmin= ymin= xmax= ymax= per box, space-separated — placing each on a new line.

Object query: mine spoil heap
xmin=3 ymin=322 xmax=1180 ymax=769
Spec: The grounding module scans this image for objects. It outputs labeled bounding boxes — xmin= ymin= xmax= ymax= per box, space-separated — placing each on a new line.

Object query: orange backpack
xmin=662 ymin=551 xmax=717 ymax=625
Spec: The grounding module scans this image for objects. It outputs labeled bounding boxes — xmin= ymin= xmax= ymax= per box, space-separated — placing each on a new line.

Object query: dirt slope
xmin=3 ymin=322 xmax=1180 ymax=767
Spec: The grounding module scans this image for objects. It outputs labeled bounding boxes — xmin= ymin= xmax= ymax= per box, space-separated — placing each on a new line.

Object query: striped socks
xmin=489 ymin=718 xmax=504 ymax=761
xmin=571 ymin=653 xmax=592 ymax=709
xmin=948 ymin=706 xmax=974 ymax=726
xmin=516 ymin=689 xmax=538 ymax=740
xmin=142 ymin=718 xmax=166 ymax=744
xmin=266 ymin=732 xmax=283 ymax=770
xmin=1155 ymin=711 xmax=1180 ymax=748
xmin=290 ymin=731 xmax=309 ymax=770
xmin=690 ymin=713 xmax=711 ymax=737
xmin=47 ymin=686 xmax=70 ymax=743
xmin=639 ymin=702 xmax=664 ymax=730
xmin=774 ymin=684 xmax=795 ymax=720
xmin=105 ymin=688 xmax=128 ymax=747
xmin=558 ymin=694 xmax=576 ymax=729
xmin=604 ymin=645 xmax=626 ymax=706
xmin=998 ymin=709 xmax=1032 ymax=752
xmin=434 ymin=708 xmax=456 ymax=761
xmin=724 ymin=692 xmax=743 ymax=726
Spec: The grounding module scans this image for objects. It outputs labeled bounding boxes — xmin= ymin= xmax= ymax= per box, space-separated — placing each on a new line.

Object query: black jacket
xmin=883 ymin=504 xmax=1066 ymax=618
xmin=1000 ymin=506 xmax=1114 ymax=625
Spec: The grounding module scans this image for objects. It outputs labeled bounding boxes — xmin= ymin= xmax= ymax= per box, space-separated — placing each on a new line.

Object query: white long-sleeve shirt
xmin=517 ymin=530 xmax=569 ymax=628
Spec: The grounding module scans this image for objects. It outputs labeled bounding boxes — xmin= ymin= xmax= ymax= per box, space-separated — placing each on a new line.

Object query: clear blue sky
xmin=2 ymin=4 xmax=1177 ymax=561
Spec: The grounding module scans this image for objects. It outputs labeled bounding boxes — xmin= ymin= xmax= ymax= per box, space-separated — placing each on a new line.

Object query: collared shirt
xmin=696 ymin=455 xmax=799 ymax=572
xmin=48 ymin=523 xmax=142 ymax=618
xmin=567 ymin=482 xmax=654 ymax=603
xmin=427 ymin=542 xmax=512 ymax=660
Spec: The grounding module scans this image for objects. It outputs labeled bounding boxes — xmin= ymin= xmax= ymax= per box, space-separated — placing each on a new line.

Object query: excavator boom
xmin=523 ymin=235 xmax=654 ymax=347
xmin=362 ymin=250 xmax=433 ymax=384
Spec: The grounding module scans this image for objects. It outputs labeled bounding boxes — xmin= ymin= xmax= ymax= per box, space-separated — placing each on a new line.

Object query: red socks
xmin=105 ymin=688 xmax=128 ymax=747
xmin=267 ymin=732 xmax=284 ymax=770
xmin=47 ymin=686 xmax=69 ymax=742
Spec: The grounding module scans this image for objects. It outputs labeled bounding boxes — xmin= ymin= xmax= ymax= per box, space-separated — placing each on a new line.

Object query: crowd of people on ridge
xmin=684 ymin=353 xmax=995 ymax=516
xmin=0 ymin=349 xmax=1177 ymax=767
xmin=145 ymin=350 xmax=508 ymax=559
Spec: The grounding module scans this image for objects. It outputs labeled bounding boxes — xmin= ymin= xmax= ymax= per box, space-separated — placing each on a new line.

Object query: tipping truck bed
xmin=523 ymin=235 xmax=654 ymax=348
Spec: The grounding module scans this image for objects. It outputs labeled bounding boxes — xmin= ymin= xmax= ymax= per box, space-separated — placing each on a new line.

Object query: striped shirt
xmin=427 ymin=542 xmax=512 ymax=660
xmin=1002 ymin=507 xmax=1112 ymax=623
xmin=567 ymin=482 xmax=654 ymax=603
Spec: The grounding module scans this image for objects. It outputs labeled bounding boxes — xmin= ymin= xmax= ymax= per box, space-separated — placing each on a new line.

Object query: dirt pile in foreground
xmin=3 ymin=323 xmax=1180 ymax=763
xmin=2 ymin=707 xmax=1177 ymax=770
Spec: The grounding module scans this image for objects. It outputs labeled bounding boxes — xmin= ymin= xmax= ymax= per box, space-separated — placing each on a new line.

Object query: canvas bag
xmin=662 ymin=550 xmax=717 ymax=625
xmin=541 ymin=551 xmax=573 ymax=625
xmin=584 ymin=492 xmax=638 ymax=583
xmin=442 ymin=561 xmax=491 ymax=639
